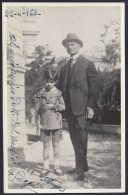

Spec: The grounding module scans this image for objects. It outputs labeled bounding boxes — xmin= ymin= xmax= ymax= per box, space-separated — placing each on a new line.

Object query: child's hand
xmin=45 ymin=104 xmax=56 ymax=110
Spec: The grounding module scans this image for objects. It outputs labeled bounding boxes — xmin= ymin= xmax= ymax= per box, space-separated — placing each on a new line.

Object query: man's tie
xmin=70 ymin=58 xmax=74 ymax=67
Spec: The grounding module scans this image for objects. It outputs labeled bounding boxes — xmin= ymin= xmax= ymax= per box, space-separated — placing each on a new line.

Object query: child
xmin=35 ymin=69 xmax=65 ymax=177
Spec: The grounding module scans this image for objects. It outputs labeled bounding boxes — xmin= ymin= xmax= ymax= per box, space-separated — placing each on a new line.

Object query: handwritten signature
xmin=41 ymin=176 xmax=66 ymax=192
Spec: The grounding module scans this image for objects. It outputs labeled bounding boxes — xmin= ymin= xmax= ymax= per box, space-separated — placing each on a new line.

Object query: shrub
xmin=94 ymin=68 xmax=120 ymax=124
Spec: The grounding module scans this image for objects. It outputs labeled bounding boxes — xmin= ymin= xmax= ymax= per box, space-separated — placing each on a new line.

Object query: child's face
xmin=44 ymin=79 xmax=55 ymax=91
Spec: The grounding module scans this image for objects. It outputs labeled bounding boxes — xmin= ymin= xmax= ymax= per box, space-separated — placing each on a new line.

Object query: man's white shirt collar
xmin=70 ymin=53 xmax=80 ymax=65
xmin=71 ymin=53 xmax=80 ymax=60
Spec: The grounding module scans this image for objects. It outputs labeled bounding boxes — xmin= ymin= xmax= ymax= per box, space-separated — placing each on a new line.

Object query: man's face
xmin=65 ymin=42 xmax=81 ymax=56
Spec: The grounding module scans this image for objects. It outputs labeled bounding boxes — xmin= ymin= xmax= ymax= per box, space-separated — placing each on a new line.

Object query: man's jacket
xmin=58 ymin=55 xmax=98 ymax=116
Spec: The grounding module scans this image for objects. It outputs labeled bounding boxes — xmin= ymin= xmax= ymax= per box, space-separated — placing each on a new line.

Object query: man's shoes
xmin=67 ymin=166 xmax=89 ymax=174
xmin=74 ymin=170 xmax=85 ymax=181
xmin=74 ymin=174 xmax=85 ymax=181
xmin=67 ymin=168 xmax=76 ymax=174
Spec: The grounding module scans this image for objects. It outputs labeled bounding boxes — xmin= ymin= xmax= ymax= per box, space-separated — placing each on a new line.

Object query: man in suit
xmin=58 ymin=33 xmax=98 ymax=181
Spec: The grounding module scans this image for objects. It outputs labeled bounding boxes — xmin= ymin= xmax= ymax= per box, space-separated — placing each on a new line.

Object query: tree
xmin=25 ymin=45 xmax=56 ymax=121
xmin=100 ymin=18 xmax=121 ymax=67
xmin=94 ymin=18 xmax=121 ymax=124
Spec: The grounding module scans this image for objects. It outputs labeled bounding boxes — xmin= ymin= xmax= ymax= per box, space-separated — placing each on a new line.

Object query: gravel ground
xmin=8 ymin=123 xmax=121 ymax=191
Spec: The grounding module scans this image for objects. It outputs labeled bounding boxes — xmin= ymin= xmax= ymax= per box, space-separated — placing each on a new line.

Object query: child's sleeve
xmin=55 ymin=95 xmax=65 ymax=112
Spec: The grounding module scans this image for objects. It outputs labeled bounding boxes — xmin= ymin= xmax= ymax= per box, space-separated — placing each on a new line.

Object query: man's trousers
xmin=66 ymin=112 xmax=90 ymax=173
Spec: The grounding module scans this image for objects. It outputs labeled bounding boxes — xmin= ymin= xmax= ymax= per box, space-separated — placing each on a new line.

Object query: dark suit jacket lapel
xmin=63 ymin=60 xmax=71 ymax=88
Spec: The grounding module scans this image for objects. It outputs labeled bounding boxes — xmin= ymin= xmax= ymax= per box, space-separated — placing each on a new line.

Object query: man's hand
xmin=86 ymin=107 xmax=94 ymax=119
xmin=36 ymin=123 xmax=44 ymax=135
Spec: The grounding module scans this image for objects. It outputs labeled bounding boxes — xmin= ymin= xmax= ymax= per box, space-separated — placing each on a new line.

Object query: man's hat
xmin=62 ymin=33 xmax=83 ymax=47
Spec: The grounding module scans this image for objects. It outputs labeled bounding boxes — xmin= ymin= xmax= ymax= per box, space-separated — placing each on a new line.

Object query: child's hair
xmin=43 ymin=69 xmax=58 ymax=82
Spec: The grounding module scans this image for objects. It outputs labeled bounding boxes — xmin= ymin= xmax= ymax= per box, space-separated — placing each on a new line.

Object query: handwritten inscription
xmin=8 ymin=34 xmax=40 ymax=193
xmin=8 ymin=167 xmax=65 ymax=193
xmin=9 ymin=34 xmax=21 ymax=161
xmin=5 ymin=9 xmax=41 ymax=17
xmin=8 ymin=34 xmax=66 ymax=193
xmin=8 ymin=168 xmax=39 ymax=193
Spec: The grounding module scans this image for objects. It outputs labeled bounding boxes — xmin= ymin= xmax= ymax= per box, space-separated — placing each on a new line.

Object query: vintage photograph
xmin=3 ymin=2 xmax=125 ymax=193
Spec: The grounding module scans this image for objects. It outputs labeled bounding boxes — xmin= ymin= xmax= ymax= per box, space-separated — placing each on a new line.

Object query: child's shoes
xmin=54 ymin=168 xmax=63 ymax=176
xmin=40 ymin=169 xmax=49 ymax=177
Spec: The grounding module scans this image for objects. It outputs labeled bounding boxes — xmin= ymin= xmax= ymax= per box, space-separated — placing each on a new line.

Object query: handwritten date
xmin=5 ymin=9 xmax=41 ymax=17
